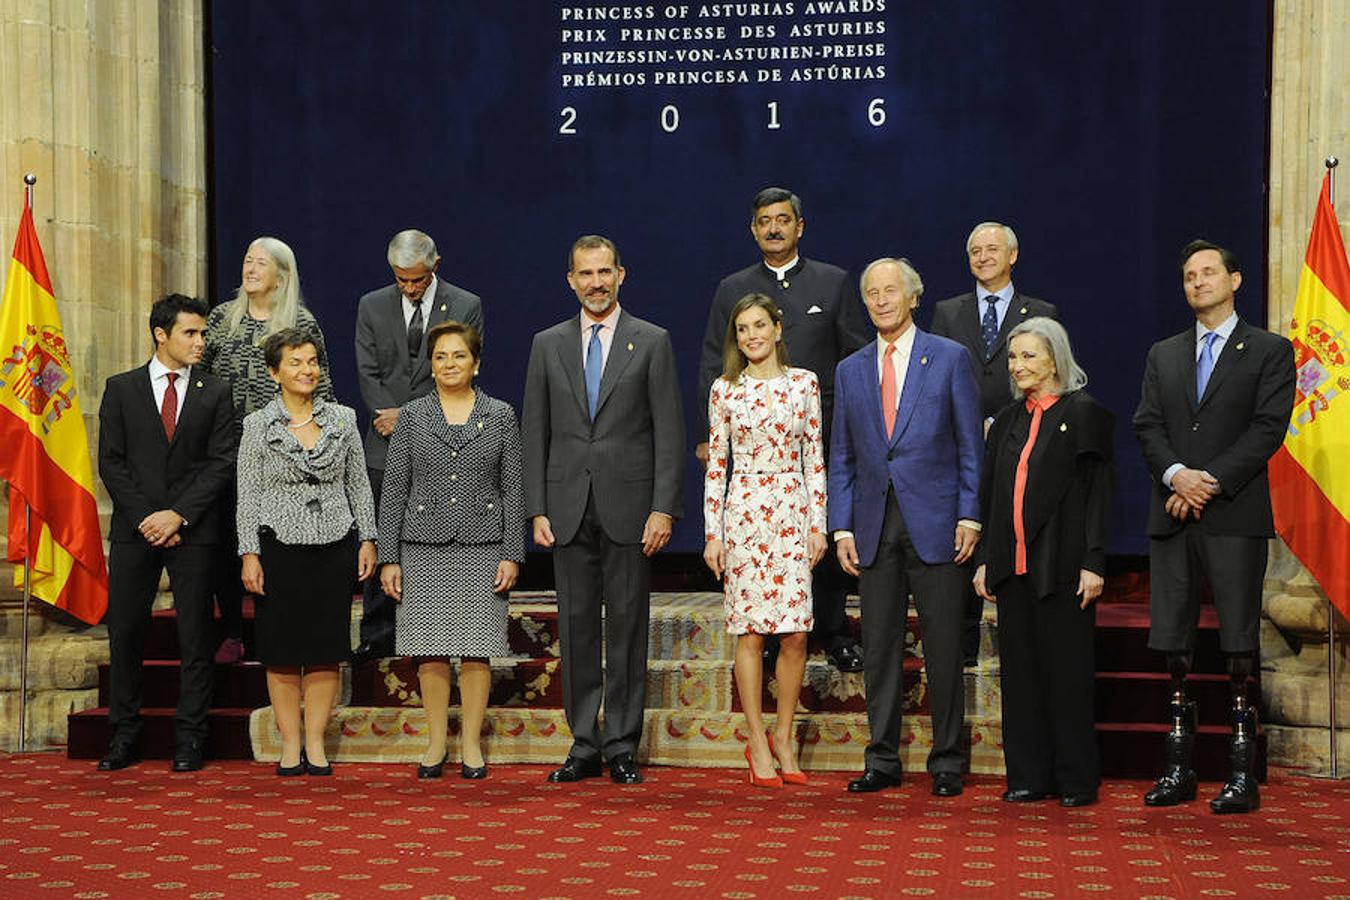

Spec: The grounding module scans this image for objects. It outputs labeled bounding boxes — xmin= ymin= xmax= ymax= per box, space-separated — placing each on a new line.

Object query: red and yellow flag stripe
xmin=1 ymin=197 xmax=107 ymax=623
xmin=1271 ymin=171 xmax=1350 ymax=622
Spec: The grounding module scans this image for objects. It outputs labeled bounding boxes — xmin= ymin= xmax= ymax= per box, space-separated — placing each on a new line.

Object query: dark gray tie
xmin=407 ymin=300 xmax=423 ymax=358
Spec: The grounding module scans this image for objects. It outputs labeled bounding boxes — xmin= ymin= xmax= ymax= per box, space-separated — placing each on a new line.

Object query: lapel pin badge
xmin=1060 ymin=422 xmax=1068 ymax=432
xmin=920 ymin=356 xmax=928 ymax=365
xmin=1019 ymin=306 xmax=1028 ymax=315
xmin=477 ymin=420 xmax=484 ymax=430
xmin=440 ymin=304 xmax=447 ymax=313
xmin=627 ymin=342 xmax=634 ymax=351
xmin=1236 ymin=341 xmax=1245 ymax=350
xmin=195 ymin=380 xmax=203 ymax=388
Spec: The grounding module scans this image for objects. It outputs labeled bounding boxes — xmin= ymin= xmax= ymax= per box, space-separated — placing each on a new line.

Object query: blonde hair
xmin=223 ymin=236 xmax=304 ymax=344
xmin=720 ymin=293 xmax=790 ymax=383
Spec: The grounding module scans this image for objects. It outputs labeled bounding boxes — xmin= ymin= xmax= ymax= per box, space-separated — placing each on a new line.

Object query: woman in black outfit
xmin=973 ymin=317 xmax=1115 ymax=808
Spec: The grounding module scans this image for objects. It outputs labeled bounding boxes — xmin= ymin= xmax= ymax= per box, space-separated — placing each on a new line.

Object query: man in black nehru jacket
xmin=696 ymin=186 xmax=871 ymax=672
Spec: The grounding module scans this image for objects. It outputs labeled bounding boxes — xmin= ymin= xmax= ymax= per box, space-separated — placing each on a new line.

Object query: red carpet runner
xmin=1 ymin=755 xmax=1347 ymax=898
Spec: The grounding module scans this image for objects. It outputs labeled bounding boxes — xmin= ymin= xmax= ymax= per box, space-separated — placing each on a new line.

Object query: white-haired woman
xmin=203 ymin=236 xmax=334 ymax=664
xmin=973 ymin=317 xmax=1115 ymax=808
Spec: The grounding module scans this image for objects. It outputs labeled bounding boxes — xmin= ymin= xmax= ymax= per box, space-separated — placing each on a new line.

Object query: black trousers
xmin=358 ymin=466 xmax=398 ymax=650
xmin=552 ymin=491 xmax=651 ymax=762
xmin=106 ymin=540 xmax=216 ymax=744
xmin=1148 ymin=525 xmax=1265 ymax=654
xmin=212 ymin=478 xmax=243 ymax=641
xmin=996 ymin=574 xmax=1100 ymax=794
xmin=858 ymin=490 xmax=966 ymax=777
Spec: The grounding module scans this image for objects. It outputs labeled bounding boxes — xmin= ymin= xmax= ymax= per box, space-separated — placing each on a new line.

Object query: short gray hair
xmin=966 ymin=221 xmax=1019 ymax=254
xmin=1006 ymin=317 xmax=1087 ymax=396
xmin=860 ymin=257 xmax=924 ymax=300
xmin=387 ymin=230 xmax=439 ymax=269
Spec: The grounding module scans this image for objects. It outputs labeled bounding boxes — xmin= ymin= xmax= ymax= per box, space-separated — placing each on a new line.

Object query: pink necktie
xmin=881 ymin=343 xmax=897 ymax=438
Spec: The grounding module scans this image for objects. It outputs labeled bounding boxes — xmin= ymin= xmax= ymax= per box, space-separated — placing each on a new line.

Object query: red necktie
xmin=881 ymin=343 xmax=898 ymax=438
xmin=161 ymin=372 xmax=178 ymax=441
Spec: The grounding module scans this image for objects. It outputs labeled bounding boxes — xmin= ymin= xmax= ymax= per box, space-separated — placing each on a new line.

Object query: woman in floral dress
xmin=704 ymin=293 xmax=828 ymax=787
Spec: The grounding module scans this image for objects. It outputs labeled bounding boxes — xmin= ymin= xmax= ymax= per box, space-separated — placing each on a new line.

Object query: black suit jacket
xmin=977 ymin=390 xmax=1115 ymax=598
xmin=696 ymin=257 xmax=870 ymax=442
xmin=97 ymin=364 xmax=237 ymax=545
xmin=355 ymin=278 xmax=484 ymax=471
xmin=929 ymin=291 xmax=1058 ymax=420
xmin=1132 ymin=318 xmax=1296 ymax=539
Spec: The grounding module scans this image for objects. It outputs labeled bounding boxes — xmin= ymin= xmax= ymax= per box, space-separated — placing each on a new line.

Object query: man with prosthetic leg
xmin=1133 ymin=240 xmax=1295 ymax=813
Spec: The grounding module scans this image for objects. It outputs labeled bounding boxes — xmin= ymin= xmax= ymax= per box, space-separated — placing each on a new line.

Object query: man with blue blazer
xmin=354 ymin=229 xmax=483 ymax=660
xmin=829 ymin=257 xmax=983 ymax=796
xmin=522 ymin=235 xmax=685 ymax=785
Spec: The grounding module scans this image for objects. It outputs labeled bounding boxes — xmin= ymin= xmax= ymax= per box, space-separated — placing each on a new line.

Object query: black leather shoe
xmin=547 ymin=755 xmax=603 ymax=783
xmin=97 ymin=743 xmax=139 ymax=771
xmin=171 ymin=742 xmax=205 ymax=772
xmin=305 ymin=759 xmax=333 ymax=776
xmin=828 ymin=644 xmax=865 ymax=673
xmin=847 ymin=769 xmax=900 ymax=793
xmin=417 ymin=755 xmax=447 ymax=779
xmin=608 ymin=753 xmax=643 ymax=784
xmin=461 ymin=762 xmax=488 ymax=780
xmin=1002 ymin=789 xmax=1049 ymax=803
xmin=276 ymin=754 xmax=306 ymax=777
xmin=931 ymin=772 xmax=963 ymax=797
xmin=1210 ymin=775 xmax=1260 ymax=814
xmin=1061 ymin=790 xmax=1098 ymax=807
xmin=1143 ymin=768 xmax=1198 ymax=806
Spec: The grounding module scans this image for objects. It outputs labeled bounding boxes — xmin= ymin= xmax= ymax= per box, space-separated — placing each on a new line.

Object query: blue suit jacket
xmin=827 ymin=328 xmax=983 ymax=567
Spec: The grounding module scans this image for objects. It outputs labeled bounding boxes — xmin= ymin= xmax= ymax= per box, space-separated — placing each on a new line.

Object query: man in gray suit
xmin=354 ymin=230 xmax=484 ymax=660
xmin=522 ymin=234 xmax=685 ymax=785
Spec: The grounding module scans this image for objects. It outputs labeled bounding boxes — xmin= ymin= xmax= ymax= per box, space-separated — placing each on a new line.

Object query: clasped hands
xmin=138 ymin=509 xmax=184 ymax=547
xmin=1166 ymin=467 xmax=1219 ymax=521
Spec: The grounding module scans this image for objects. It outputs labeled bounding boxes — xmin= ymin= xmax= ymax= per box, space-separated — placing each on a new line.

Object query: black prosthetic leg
xmin=1211 ymin=653 xmax=1260 ymax=814
xmin=1144 ymin=651 xmax=1198 ymax=806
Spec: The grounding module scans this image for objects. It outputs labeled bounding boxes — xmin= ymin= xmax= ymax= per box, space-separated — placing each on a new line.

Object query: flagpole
xmin=16 ymin=173 xmax=37 ymax=753
xmin=1324 ymin=155 xmax=1340 ymax=778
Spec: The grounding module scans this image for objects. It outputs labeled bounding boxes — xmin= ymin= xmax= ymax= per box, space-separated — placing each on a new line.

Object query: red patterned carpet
xmin=1 ymin=754 xmax=1348 ymax=898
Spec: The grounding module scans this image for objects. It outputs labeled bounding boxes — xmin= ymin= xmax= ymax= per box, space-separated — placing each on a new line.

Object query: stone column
xmin=1264 ymin=0 xmax=1350 ymax=772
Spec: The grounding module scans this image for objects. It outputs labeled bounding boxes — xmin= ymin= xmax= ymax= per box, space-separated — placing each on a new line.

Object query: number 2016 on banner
xmin=557 ymin=99 xmax=886 ymax=134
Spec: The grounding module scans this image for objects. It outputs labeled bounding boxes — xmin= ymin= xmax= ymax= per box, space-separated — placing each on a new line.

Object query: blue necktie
xmin=1196 ymin=331 xmax=1217 ymax=400
xmin=981 ymin=297 xmax=1000 ymax=358
xmin=585 ymin=323 xmax=603 ymax=419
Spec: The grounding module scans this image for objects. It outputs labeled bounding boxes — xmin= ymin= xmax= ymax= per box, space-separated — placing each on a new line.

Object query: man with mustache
xmin=696 ymin=187 xmax=871 ymax=673
xmin=522 ymin=235 xmax=685 ymax=785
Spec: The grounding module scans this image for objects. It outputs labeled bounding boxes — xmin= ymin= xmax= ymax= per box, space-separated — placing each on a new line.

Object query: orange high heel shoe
xmin=744 ymin=743 xmax=783 ymax=788
xmin=768 ymin=733 xmax=809 ymax=785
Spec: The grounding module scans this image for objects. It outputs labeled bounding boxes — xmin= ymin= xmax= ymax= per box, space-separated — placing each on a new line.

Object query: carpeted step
xmin=66 ymin=706 xmax=256 ymax=760
xmin=247 ymin=705 xmax=1010 ymax=774
xmin=97 ymin=659 xmax=270 ymax=708
xmin=1094 ymin=603 xmax=1226 ymax=672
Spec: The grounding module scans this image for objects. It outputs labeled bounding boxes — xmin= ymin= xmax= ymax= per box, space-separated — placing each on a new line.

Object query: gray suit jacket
xmin=521 ymin=308 xmax=685 ymax=546
xmin=376 ymin=389 xmax=526 ymax=563
xmin=355 ymin=278 xmax=484 ymax=471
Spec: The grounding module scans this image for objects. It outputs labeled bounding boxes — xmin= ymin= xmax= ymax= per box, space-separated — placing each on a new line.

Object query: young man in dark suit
xmin=522 ymin=235 xmax=685 ymax=785
xmin=97 ymin=294 xmax=236 ymax=771
xmin=696 ymin=187 xmax=871 ymax=673
xmin=929 ymin=222 xmax=1057 ymax=667
xmin=353 ymin=229 xmax=483 ymax=660
xmin=1133 ymin=240 xmax=1296 ymax=813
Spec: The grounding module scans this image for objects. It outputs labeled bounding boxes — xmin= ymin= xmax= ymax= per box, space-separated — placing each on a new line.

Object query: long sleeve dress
xmin=704 ymin=367 xmax=827 ymax=635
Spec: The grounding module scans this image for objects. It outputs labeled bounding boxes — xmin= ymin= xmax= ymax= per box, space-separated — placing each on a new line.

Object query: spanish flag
xmin=1271 ymin=171 xmax=1350 ymax=623
xmin=0 ymin=193 xmax=107 ymax=624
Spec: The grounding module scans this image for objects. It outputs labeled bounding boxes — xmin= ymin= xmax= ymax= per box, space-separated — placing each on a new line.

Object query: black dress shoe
xmin=828 ymin=644 xmax=865 ymax=673
xmin=1061 ymin=790 xmax=1098 ymax=807
xmin=97 ymin=743 xmax=139 ymax=771
xmin=461 ymin=762 xmax=488 ymax=780
xmin=1143 ymin=767 xmax=1198 ymax=806
xmin=417 ymin=755 xmax=447 ymax=779
xmin=305 ymin=759 xmax=333 ymax=776
xmin=1002 ymin=788 xmax=1050 ymax=803
xmin=847 ymin=769 xmax=900 ymax=793
xmin=932 ymin=772 xmax=963 ymax=797
xmin=276 ymin=755 xmax=306 ymax=777
xmin=547 ymin=755 xmax=603 ymax=783
xmin=608 ymin=752 xmax=643 ymax=784
xmin=172 ymin=743 xmax=205 ymax=772
xmin=1210 ymin=775 xmax=1260 ymax=814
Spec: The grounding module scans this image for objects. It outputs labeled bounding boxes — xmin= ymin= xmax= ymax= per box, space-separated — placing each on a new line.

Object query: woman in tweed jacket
xmin=378 ymin=320 xmax=525 ymax=780
xmin=237 ymin=328 xmax=377 ymax=776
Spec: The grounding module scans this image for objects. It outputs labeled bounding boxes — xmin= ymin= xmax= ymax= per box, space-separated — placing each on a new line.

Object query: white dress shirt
xmin=401 ymin=275 xmax=438 ymax=333
xmin=148 ymin=355 xmax=188 ymax=425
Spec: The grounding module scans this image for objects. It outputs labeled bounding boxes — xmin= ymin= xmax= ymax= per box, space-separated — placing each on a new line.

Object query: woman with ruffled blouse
xmin=236 ymin=328 xmax=377 ymax=776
